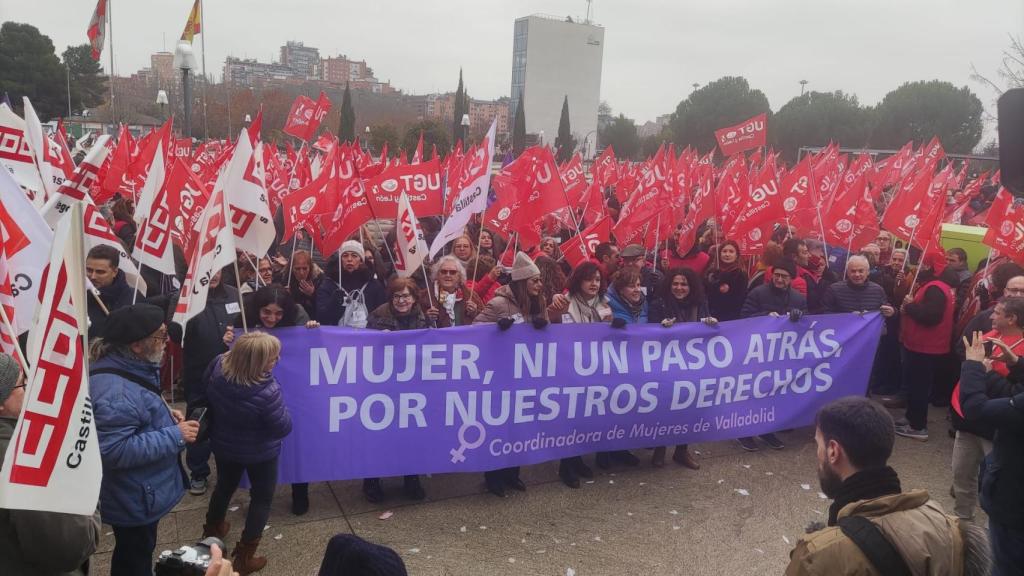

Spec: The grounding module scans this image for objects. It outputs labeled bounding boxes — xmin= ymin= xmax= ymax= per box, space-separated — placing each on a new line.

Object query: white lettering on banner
xmin=311 ymin=344 xmax=482 ymax=385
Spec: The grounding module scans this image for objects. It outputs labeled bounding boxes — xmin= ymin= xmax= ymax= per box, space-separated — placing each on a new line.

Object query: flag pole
xmin=471 ymin=220 xmax=485 ymax=286
xmin=0 ymin=304 xmax=29 ymax=375
xmin=107 ymin=0 xmax=117 ymax=125
xmin=200 ymin=0 xmax=209 ymax=140
xmin=232 ymin=258 xmax=248 ymax=332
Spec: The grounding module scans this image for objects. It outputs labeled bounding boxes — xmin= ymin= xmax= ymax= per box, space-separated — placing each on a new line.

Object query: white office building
xmin=510 ymin=14 xmax=604 ymax=157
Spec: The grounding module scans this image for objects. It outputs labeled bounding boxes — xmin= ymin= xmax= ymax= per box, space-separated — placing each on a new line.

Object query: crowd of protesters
xmin=0 ymin=163 xmax=1010 ymax=576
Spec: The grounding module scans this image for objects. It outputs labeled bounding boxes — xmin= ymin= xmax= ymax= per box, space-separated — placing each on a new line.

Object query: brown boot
xmin=651 ymin=447 xmax=666 ymax=467
xmin=202 ymin=520 xmax=231 ymax=540
xmin=672 ymin=445 xmax=700 ymax=470
xmin=232 ymin=537 xmax=267 ymax=575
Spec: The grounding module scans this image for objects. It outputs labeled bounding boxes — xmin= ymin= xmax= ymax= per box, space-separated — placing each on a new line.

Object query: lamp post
xmin=460 ymin=113 xmax=470 ymax=146
xmin=364 ymin=125 xmax=371 ymax=154
xmin=800 ymin=79 xmax=808 ymax=97
xmin=580 ymin=129 xmax=596 ymax=159
xmin=691 ymin=82 xmax=699 ymax=93
xmin=174 ymin=42 xmax=198 ymax=139
xmin=538 ymin=130 xmax=545 ymax=147
xmin=156 ymin=90 xmax=168 ymax=123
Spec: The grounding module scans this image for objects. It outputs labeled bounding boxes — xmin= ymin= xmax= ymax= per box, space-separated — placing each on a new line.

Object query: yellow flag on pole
xmin=180 ymin=0 xmax=201 ymax=42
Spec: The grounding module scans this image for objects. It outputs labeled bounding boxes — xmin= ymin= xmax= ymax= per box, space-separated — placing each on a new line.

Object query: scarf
xmin=827 ymin=465 xmax=902 ymax=526
xmin=568 ymin=295 xmax=610 ymax=323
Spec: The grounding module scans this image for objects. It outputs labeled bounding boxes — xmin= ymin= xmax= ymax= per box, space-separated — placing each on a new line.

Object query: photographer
xmin=960 ymin=305 xmax=1024 ymax=575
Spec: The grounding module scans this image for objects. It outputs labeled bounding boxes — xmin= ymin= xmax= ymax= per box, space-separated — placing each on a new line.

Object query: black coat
xmin=821 ymin=280 xmax=889 ymax=313
xmin=740 ymin=284 xmax=807 ymax=318
xmin=87 ymin=269 xmax=142 ymax=339
xmin=705 ymin=267 xmax=747 ymax=321
xmin=959 ymin=359 xmax=1024 ymax=528
xmin=648 ymin=297 xmax=709 ymax=324
xmin=314 ymin=265 xmax=386 ymax=326
xmin=169 ymin=283 xmax=239 ymax=404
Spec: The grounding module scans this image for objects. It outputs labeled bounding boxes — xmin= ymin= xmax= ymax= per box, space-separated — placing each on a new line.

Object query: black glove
xmin=497 ymin=317 xmax=515 ymax=331
xmin=788 ymin=309 xmax=803 ymax=323
xmin=611 ymin=317 xmax=627 ymax=329
xmin=532 ymin=316 xmax=549 ymax=330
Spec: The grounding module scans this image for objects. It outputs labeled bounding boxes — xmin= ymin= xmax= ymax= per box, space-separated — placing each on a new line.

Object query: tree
xmin=554 ymin=95 xmax=576 ymax=163
xmin=599 ymin=114 xmax=640 ymax=160
xmin=402 ymin=120 xmax=450 ymax=160
xmin=0 ymin=22 xmax=67 ymax=120
xmin=972 ymin=34 xmax=1024 ymax=95
xmin=512 ymin=93 xmax=527 ymax=156
xmin=367 ymin=124 xmax=401 ymax=156
xmin=452 ymin=68 xmax=467 ymax=144
xmin=338 ymin=82 xmax=356 ymax=142
xmin=869 ymin=80 xmax=983 ymax=154
xmin=61 ymin=44 xmax=106 ymax=115
xmin=771 ymin=91 xmax=872 ymax=161
xmin=667 ymin=76 xmax=771 ymax=153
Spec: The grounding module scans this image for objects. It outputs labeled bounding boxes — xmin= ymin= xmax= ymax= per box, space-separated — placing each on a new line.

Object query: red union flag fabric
xmin=0 ymin=168 xmax=53 ymax=335
xmin=393 ymin=191 xmax=429 ymax=278
xmin=40 ymin=135 xmax=113 ymax=227
xmin=174 ymin=185 xmax=236 ymax=327
xmin=283 ymin=92 xmax=331 ymax=142
xmin=0 ymin=202 xmax=101 ymax=516
xmin=162 ymin=158 xmax=209 ymax=257
xmin=983 ymin=189 xmax=1024 ymax=263
xmin=714 ymin=113 xmax=767 ymax=157
xmin=364 ymin=158 xmax=443 ymax=219
xmin=822 ymin=175 xmax=879 ymax=249
xmin=87 ymin=0 xmax=108 ymax=60
xmin=510 ymin=147 xmax=569 ymax=233
xmin=560 ymin=216 xmax=611 ymax=268
xmin=282 ymin=147 xmax=336 ymax=240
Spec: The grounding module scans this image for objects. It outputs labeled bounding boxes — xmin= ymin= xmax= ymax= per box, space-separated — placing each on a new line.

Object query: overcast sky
xmin=2 ymin=0 xmax=1021 ymax=135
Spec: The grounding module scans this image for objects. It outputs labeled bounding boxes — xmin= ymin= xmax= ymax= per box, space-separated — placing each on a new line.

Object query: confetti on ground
xmin=609 ymin=480 xmax=615 ymax=484
xmin=800 ymin=484 xmax=811 ymax=490
xmin=810 ymin=509 xmax=823 ymax=515
xmin=263 ymin=525 xmax=270 ymax=531
xmin=508 ymin=558 xmax=516 ymax=563
xmin=229 ymin=506 xmax=240 ymax=512
xmin=105 ymin=531 xmax=113 ymax=536
xmin=669 ymin=509 xmax=679 ymax=515
xmin=626 ymin=512 xmax=634 ymax=517
xmin=694 ymin=450 xmax=702 ymax=455
xmin=408 ymin=548 xmax=420 ymax=554
xmin=735 ymin=489 xmax=750 ymax=496
xmin=567 ymin=569 xmax=577 ymax=576
xmin=378 ymin=511 xmax=393 ymax=520
xmin=520 ymin=539 xmax=526 ymax=544
xmin=459 ymin=526 xmax=466 ymax=533
xmin=754 ymin=548 xmax=765 ymax=554
xmin=672 ymin=526 xmax=680 ymax=530
xmin=783 ymin=535 xmax=791 ymax=544
xmin=765 ymin=472 xmax=774 ymax=476
xmin=593 ymin=536 xmax=603 ymax=542
xmin=570 ymin=542 xmax=577 ymax=546
xmin=742 ymin=464 xmax=751 ymax=469
xmin=536 ymin=549 xmax=546 ymax=554
xmin=818 ymin=492 xmax=828 ymax=499
xmin=717 ymin=479 xmax=725 ymax=484
xmin=273 ymin=534 xmax=283 ymax=540
xmin=585 ymin=480 xmax=595 ymax=484
xmin=479 ymin=526 xmax=487 ymax=530
xmin=639 ymin=482 xmax=647 ymax=486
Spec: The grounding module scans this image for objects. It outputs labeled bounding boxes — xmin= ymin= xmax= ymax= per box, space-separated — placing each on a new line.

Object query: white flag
xmin=430 ymin=119 xmax=496 ymax=257
xmin=132 ymin=167 xmax=177 ymax=275
xmin=394 ymin=191 xmax=429 ymax=278
xmin=22 ymin=97 xmax=66 ymax=200
xmin=0 ymin=103 xmax=47 ymax=208
xmin=221 ymin=131 xmax=275 ymax=256
xmin=0 ymin=168 xmax=54 ymax=335
xmin=0 ymin=202 xmax=102 ymax=516
xmin=173 ymin=185 xmax=236 ymax=327
xmin=40 ymin=134 xmax=111 ymax=227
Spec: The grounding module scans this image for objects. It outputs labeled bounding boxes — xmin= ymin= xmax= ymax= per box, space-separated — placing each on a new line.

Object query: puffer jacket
xmin=91 ymin=352 xmax=186 ymax=527
xmin=0 ymin=418 xmax=100 ymax=576
xmin=607 ymin=286 xmax=649 ymax=324
xmin=740 ymin=283 xmax=807 ymax=318
xmin=786 ymin=491 xmax=964 ymax=576
xmin=204 ymin=355 xmax=292 ymax=464
xmin=821 ymin=280 xmax=889 ymax=314
xmin=367 ymin=303 xmax=431 ymax=331
xmin=473 ymin=285 xmax=543 ymax=324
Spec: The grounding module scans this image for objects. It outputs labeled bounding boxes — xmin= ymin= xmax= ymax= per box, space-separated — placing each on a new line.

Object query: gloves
xmin=532 ymin=316 xmax=549 ymax=330
xmin=497 ymin=317 xmax=515 ymax=331
xmin=660 ymin=318 xmax=676 ymax=328
xmin=788 ymin=309 xmax=804 ymax=323
xmin=611 ymin=317 xmax=627 ymax=329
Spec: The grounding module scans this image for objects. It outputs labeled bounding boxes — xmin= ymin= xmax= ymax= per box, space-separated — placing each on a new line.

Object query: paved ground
xmin=91 ymin=405 xmax=975 ymax=576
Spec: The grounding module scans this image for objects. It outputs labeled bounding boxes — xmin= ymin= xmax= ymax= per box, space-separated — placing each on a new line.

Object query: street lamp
xmin=691 ymin=82 xmax=699 ymax=92
xmin=460 ymin=113 xmax=470 ymax=145
xmin=174 ymin=42 xmax=198 ymax=139
xmin=156 ymin=90 xmax=168 ymax=123
xmin=538 ymin=130 xmax=544 ymax=146
xmin=799 ymin=79 xmax=808 ymax=97
xmin=364 ymin=125 xmax=371 ymax=154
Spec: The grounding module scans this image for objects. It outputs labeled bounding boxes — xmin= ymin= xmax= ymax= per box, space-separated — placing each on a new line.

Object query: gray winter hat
xmin=0 ymin=352 xmax=22 ymax=406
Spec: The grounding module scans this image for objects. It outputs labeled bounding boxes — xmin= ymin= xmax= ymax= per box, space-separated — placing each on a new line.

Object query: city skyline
xmin=1 ymin=0 xmax=1020 ymax=130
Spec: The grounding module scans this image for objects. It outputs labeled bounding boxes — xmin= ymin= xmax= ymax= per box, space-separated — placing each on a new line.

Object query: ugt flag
xmin=0 ymin=202 xmax=102 ymax=515
xmin=283 ymin=92 xmax=331 ymax=142
xmin=714 ymin=113 xmax=767 ymax=157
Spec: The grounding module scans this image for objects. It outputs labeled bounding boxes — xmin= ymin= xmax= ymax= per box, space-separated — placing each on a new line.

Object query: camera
xmin=155 ymin=537 xmax=226 ymax=575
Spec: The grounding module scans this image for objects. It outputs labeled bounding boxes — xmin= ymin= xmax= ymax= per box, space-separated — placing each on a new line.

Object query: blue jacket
xmin=204 ymin=355 xmax=292 ymax=464
xmin=607 ymin=286 xmax=649 ymax=324
xmin=90 ymin=353 xmax=185 ymax=528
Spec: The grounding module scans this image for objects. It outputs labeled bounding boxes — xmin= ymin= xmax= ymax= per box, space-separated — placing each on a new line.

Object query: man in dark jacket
xmin=0 ymin=352 xmax=101 ymax=576
xmin=960 ymin=327 xmax=1024 ymax=575
xmin=741 ymin=258 xmax=808 ymax=318
xmin=821 ymin=255 xmax=896 ymax=317
xmin=91 ymin=304 xmax=200 ymax=576
xmin=168 ymin=268 xmax=239 ymax=495
xmin=620 ymin=243 xmax=663 ymax=298
xmin=86 ymin=244 xmax=142 ymax=339
xmin=315 ymin=240 xmax=387 ymax=327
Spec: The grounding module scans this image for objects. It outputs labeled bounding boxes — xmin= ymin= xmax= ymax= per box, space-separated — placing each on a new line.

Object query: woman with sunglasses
xmin=427 ymin=256 xmax=483 ymax=327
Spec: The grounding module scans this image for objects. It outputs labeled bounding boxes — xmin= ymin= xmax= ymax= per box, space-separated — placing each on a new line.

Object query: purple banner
xmin=271 ymin=313 xmax=883 ymax=483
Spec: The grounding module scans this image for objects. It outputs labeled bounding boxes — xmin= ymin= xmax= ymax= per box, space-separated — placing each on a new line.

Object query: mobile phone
xmin=189 ymin=407 xmax=208 ymax=423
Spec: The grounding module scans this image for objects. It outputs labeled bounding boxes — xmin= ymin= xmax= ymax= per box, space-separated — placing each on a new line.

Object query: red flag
xmin=509 ymin=147 xmax=569 ymax=234
xmin=560 ymin=154 xmax=588 ymax=205
xmin=412 ymin=131 xmax=424 ymax=164
xmin=591 ymin=146 xmax=619 ymax=187
xmin=561 ymin=216 xmax=611 ymax=268
xmin=714 ymin=113 xmax=767 ymax=157
xmin=262 ymin=144 xmax=288 ymax=215
xmin=282 ymin=147 xmax=336 ymax=240
xmin=714 ymin=157 xmax=749 ymax=234
xmin=162 ymin=157 xmax=210 ymax=256
xmin=363 ymin=158 xmax=443 ymax=219
xmin=283 ymin=92 xmax=331 ymax=142
xmin=728 ymin=159 xmax=784 ymax=239
xmin=983 ymin=189 xmax=1024 ymax=264
xmin=87 ymin=0 xmax=108 ymax=61
xmin=822 ymin=175 xmax=879 ymax=250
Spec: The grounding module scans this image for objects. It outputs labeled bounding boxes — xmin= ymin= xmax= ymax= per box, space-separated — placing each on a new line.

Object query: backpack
xmin=339 ymin=282 xmax=369 ymax=328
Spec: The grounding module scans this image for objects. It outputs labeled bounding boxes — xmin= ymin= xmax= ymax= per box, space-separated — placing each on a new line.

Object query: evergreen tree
xmin=554 ymin=95 xmax=575 ymax=162
xmin=62 ymin=44 xmax=106 ymax=114
xmin=0 ymin=22 xmax=67 ymax=120
xmin=452 ymin=68 xmax=466 ymax=144
xmin=512 ymin=93 xmax=527 ymax=156
xmin=338 ymin=82 xmax=356 ymax=142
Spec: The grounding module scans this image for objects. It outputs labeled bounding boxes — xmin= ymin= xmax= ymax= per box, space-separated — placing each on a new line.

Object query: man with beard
xmin=91 ymin=304 xmax=200 ymax=576
xmin=315 ymin=240 xmax=387 ymax=328
xmin=786 ymin=397 xmax=989 ymax=576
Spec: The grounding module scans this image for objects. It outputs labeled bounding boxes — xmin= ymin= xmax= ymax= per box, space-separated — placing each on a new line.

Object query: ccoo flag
xmin=0 ymin=202 xmax=102 ymax=516
xmin=393 ymin=190 xmax=429 ymax=278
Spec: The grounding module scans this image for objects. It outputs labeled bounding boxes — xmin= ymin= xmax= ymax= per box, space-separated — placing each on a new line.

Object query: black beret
xmin=775 ymin=258 xmax=798 ymax=279
xmin=103 ymin=304 xmax=165 ymax=344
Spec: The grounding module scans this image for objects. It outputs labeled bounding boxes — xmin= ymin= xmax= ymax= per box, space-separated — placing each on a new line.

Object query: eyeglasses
xmin=438 ymin=269 xmax=459 ymax=276
xmin=1006 ymin=288 xmax=1024 ymax=296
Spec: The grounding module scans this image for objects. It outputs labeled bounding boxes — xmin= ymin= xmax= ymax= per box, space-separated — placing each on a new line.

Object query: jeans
xmin=206 ymin=454 xmax=279 ymax=541
xmin=184 ymin=397 xmax=211 ymax=480
xmin=951 ymin=431 xmax=992 ymax=520
xmin=989 ymin=518 xmax=1024 ymax=576
xmin=111 ymin=521 xmax=159 ymax=576
xmin=902 ymin=347 xmax=939 ymax=430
